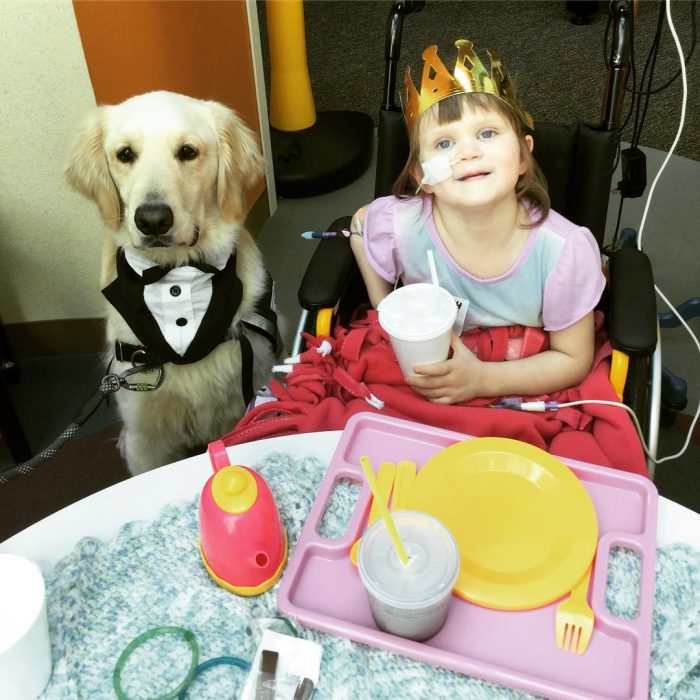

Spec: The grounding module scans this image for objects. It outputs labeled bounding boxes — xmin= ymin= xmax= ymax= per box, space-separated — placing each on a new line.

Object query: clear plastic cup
xmin=377 ymin=283 xmax=457 ymax=376
xmin=358 ymin=511 xmax=460 ymax=641
xmin=0 ymin=554 xmax=52 ymax=700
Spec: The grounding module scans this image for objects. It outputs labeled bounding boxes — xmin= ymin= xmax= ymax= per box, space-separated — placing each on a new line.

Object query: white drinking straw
xmin=427 ymin=250 xmax=439 ymax=287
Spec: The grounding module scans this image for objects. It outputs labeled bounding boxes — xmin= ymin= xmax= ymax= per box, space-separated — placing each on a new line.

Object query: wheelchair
xmin=293 ymin=1 xmax=663 ymax=476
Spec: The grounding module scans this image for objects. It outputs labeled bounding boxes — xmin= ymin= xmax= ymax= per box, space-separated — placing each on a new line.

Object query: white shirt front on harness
xmin=123 ymin=248 xmax=230 ymax=357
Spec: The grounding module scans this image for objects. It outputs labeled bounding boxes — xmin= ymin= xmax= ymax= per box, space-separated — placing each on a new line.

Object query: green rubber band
xmin=113 ymin=626 xmax=200 ymax=700
xmin=279 ymin=616 xmax=299 ymax=637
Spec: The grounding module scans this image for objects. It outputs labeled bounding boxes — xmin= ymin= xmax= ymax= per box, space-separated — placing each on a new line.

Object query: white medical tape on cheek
xmin=420 ymin=154 xmax=453 ymax=185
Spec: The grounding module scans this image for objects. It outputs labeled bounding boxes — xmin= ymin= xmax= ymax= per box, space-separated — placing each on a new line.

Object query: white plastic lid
xmin=377 ymin=284 xmax=456 ymax=341
xmin=358 ymin=511 xmax=460 ymax=609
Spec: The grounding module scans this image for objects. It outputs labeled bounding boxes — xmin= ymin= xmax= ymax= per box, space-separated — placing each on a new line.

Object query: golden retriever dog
xmin=65 ymin=91 xmax=281 ymax=475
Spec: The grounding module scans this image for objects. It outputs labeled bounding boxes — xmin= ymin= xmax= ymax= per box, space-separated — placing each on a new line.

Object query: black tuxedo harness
xmin=102 ymin=248 xmax=280 ymax=406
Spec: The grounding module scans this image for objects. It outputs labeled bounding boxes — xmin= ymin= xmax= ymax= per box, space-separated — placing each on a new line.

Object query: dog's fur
xmin=66 ymin=91 xmax=280 ymax=475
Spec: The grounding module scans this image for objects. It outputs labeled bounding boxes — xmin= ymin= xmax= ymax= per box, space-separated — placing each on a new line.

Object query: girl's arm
xmin=349 ymin=206 xmax=393 ymax=307
xmin=406 ymin=312 xmax=596 ymax=403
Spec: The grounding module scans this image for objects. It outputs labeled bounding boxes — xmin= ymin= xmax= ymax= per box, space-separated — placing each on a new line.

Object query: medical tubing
xmin=629 ymin=0 xmax=700 ymax=466
xmin=176 ymin=656 xmax=249 ymax=700
xmin=0 ymin=389 xmax=106 ymax=483
xmin=560 ymin=397 xmax=699 ymax=466
xmin=648 ymin=287 xmax=700 ymax=465
xmin=557 ymin=399 xmax=651 ymax=459
xmin=514 ymin=390 xmax=696 ymax=466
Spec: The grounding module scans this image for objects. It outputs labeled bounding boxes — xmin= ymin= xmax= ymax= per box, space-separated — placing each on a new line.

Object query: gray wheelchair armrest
xmin=608 ymin=247 xmax=657 ymax=356
xmin=297 ymin=216 xmax=355 ymax=310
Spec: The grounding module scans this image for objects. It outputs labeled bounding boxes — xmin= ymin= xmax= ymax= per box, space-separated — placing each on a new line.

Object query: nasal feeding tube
xmin=420 ymin=154 xmax=456 ymax=185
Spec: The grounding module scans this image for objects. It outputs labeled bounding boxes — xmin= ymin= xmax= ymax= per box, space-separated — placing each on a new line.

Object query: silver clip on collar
xmin=101 ymin=363 xmax=164 ymax=394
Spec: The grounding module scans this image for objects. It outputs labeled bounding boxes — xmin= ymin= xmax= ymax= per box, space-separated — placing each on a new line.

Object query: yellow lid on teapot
xmin=211 ymin=465 xmax=258 ymax=514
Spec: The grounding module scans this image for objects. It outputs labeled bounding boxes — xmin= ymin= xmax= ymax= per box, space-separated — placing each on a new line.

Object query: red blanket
xmin=224 ymin=312 xmax=648 ymax=477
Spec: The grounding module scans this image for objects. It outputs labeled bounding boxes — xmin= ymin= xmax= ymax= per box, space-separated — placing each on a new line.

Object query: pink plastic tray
xmin=277 ymin=413 xmax=658 ymax=700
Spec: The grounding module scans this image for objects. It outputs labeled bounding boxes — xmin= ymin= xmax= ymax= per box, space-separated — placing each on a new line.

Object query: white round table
xmin=1 ymin=431 xmax=699 ymax=572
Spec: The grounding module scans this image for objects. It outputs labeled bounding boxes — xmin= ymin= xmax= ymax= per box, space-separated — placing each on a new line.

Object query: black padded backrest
xmin=375 ymin=108 xmax=409 ymax=198
xmin=373 ymin=113 xmax=617 ymax=247
xmin=533 ymin=123 xmax=617 ymax=247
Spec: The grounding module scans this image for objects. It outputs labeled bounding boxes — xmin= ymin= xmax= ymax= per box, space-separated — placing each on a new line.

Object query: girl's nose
xmin=454 ymin=138 xmax=482 ymax=160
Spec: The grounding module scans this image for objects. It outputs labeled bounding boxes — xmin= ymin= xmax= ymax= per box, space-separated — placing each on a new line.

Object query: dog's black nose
xmin=134 ymin=204 xmax=174 ymax=236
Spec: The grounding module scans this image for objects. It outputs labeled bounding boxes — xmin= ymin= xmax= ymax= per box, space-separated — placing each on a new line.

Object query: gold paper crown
xmin=404 ymin=40 xmax=534 ymax=134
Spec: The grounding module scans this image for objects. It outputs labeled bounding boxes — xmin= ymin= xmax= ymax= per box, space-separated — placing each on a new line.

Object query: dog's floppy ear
xmin=64 ymin=107 xmax=122 ymax=230
xmin=210 ymin=102 xmax=264 ymax=222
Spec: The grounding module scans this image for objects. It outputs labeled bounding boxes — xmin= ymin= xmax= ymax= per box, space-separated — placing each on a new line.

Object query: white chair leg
xmin=647 ymin=329 xmax=662 ymax=480
xmin=291 ymin=309 xmax=309 ymax=358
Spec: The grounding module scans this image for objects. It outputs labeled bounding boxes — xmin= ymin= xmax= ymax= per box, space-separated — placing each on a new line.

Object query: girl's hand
xmin=405 ymin=313 xmax=596 ymax=402
xmin=406 ymin=334 xmax=483 ymax=404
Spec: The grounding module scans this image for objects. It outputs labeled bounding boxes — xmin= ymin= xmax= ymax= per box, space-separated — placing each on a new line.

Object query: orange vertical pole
xmin=266 ymin=0 xmax=316 ymax=131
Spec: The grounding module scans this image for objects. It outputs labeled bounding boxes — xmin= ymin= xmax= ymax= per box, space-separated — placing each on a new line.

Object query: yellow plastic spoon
xmin=349 ymin=461 xmax=395 ymax=566
xmin=359 ymin=456 xmax=409 ymax=565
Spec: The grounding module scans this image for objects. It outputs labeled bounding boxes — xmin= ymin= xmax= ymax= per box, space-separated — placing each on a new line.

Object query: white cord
xmin=636 ymin=0 xmax=687 ymax=249
xmin=558 ymin=400 xmax=651 ymax=459
xmin=622 ymin=0 xmax=700 ymax=465
xmin=558 ymin=398 xmax=698 ymax=465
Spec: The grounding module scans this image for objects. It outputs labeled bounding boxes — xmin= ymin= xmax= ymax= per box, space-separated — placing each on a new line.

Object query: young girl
xmin=350 ymin=40 xmax=605 ymax=405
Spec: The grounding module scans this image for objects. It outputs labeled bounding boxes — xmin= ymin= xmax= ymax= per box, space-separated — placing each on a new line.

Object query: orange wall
xmin=72 ymin=0 xmax=264 ymax=207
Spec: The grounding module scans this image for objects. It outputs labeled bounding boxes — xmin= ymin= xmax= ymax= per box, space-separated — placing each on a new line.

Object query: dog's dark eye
xmin=116 ymin=147 xmax=136 ymax=164
xmin=177 ymin=145 xmax=199 ymax=161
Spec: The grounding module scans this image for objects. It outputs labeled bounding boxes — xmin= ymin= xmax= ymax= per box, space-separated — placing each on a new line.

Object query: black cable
xmin=631 ymin=2 xmax=666 ymax=147
xmin=618 ymin=34 xmax=638 ymax=132
xmin=606 ymin=0 xmax=694 ymax=249
xmin=624 ymin=0 xmax=696 ymax=96
xmin=610 ymin=190 xmax=627 ymax=251
xmin=629 ymin=3 xmax=662 ymax=145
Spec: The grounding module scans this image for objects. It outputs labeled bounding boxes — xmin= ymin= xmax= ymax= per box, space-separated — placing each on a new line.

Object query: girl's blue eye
xmin=436 ymin=139 xmax=453 ymax=150
xmin=479 ymin=129 xmax=496 ymax=140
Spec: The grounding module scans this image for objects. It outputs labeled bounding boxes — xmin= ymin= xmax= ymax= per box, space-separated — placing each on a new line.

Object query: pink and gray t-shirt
xmin=362 ymin=196 xmax=606 ymax=332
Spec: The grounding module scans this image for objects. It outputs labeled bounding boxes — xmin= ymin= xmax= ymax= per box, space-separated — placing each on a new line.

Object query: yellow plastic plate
xmin=405 ymin=438 xmax=598 ymax=610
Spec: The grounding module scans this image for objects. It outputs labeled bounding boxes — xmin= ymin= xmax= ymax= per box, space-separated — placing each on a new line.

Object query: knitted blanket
xmin=41 ymin=453 xmax=700 ymax=699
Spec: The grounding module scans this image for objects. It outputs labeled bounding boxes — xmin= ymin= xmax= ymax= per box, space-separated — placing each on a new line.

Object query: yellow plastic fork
xmin=555 ymin=563 xmax=594 ymax=655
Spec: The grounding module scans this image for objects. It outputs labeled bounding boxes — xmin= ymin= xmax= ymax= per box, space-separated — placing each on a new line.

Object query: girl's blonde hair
xmin=393 ymin=92 xmax=550 ymax=227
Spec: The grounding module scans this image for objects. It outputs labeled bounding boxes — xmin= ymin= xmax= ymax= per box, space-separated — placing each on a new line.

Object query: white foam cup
xmin=0 ymin=554 xmax=52 ymax=700
xmin=358 ymin=511 xmax=460 ymax=641
xmin=377 ymin=283 xmax=457 ymax=376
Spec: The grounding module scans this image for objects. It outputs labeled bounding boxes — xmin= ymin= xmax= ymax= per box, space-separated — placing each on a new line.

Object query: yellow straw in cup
xmin=359 ymin=456 xmax=410 ymax=565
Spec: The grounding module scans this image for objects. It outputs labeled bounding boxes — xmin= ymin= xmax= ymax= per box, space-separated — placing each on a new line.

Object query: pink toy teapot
xmin=198 ymin=440 xmax=287 ymax=595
